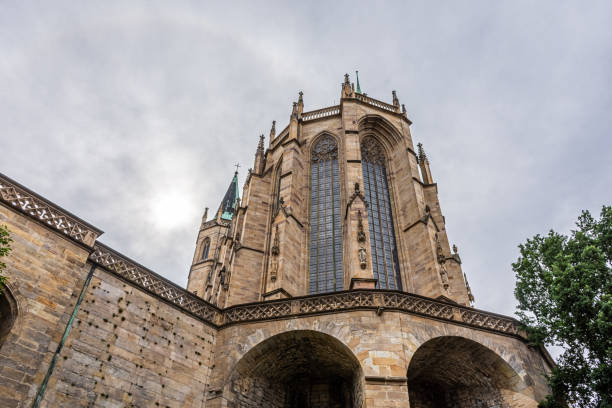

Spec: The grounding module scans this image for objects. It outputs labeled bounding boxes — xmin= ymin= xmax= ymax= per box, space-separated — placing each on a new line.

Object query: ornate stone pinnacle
xmin=298 ymin=91 xmax=303 ymax=103
xmin=417 ymin=142 xmax=428 ymax=164
xmin=344 ymin=73 xmax=350 ymax=84
xmin=402 ymin=104 xmax=407 ymax=115
xmin=453 ymin=244 xmax=458 ymax=254
xmin=256 ymin=134 xmax=265 ymax=154
xmin=270 ymin=120 xmax=276 ymax=138
xmin=392 ymin=90 xmax=399 ymax=106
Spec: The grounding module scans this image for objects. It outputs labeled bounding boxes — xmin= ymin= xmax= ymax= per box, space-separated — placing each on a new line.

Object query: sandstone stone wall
xmin=0 ymin=204 xmax=217 ymax=408
xmin=40 ymin=267 xmax=216 ymax=408
xmin=0 ymin=204 xmax=92 ymax=407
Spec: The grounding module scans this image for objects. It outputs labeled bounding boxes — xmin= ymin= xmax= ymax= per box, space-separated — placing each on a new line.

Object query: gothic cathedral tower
xmin=187 ymin=74 xmax=474 ymax=308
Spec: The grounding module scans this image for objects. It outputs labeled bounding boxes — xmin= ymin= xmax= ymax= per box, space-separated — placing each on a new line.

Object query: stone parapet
xmin=0 ymin=173 xmax=102 ymax=247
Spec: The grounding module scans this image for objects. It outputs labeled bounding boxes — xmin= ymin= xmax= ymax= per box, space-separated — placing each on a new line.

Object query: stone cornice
xmin=0 ymin=173 xmax=103 ymax=248
xmin=89 ymin=241 xmax=525 ymax=340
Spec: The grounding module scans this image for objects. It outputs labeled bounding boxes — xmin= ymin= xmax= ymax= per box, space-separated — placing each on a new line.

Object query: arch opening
xmin=0 ymin=286 xmax=17 ymax=348
xmin=407 ymin=336 xmax=529 ymax=408
xmin=228 ymin=330 xmax=363 ymax=408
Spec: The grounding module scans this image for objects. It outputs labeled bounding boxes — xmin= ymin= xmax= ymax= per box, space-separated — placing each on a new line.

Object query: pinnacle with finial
xmin=344 ymin=73 xmax=350 ymax=84
xmin=298 ymin=91 xmax=303 ymax=102
xmin=392 ymin=90 xmax=399 ymax=106
xmin=257 ymin=134 xmax=264 ymax=150
xmin=356 ymin=71 xmax=362 ymax=94
xmin=417 ymin=142 xmax=428 ymax=163
xmin=270 ymin=120 xmax=276 ymax=138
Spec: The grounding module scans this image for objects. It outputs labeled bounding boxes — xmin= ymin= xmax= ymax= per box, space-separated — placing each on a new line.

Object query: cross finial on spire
xmin=234 ymin=163 xmax=241 ymax=173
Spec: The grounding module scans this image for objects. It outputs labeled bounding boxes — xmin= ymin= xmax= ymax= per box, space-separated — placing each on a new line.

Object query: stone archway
xmin=407 ymin=336 xmax=535 ymax=408
xmin=0 ymin=284 xmax=18 ymax=348
xmin=227 ymin=330 xmax=364 ymax=408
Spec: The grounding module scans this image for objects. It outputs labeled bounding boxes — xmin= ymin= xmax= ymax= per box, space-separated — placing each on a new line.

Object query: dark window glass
xmin=361 ymin=136 xmax=402 ymax=290
xmin=202 ymin=239 xmax=210 ymax=260
xmin=309 ymin=135 xmax=343 ymax=294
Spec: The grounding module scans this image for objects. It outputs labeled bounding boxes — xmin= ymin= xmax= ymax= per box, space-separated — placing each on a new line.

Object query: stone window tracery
xmin=360 ymin=136 xmax=402 ymax=290
xmin=309 ymin=135 xmax=343 ymax=294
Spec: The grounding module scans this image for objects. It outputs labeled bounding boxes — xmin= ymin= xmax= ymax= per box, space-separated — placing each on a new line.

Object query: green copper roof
xmin=356 ymin=70 xmax=362 ymax=94
xmin=220 ymin=171 xmax=240 ymax=220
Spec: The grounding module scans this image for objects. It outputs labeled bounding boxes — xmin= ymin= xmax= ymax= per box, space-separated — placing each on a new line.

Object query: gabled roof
xmin=219 ymin=171 xmax=240 ymax=220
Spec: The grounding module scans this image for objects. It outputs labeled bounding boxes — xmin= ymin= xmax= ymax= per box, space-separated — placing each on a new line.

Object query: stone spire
xmin=297 ymin=91 xmax=304 ymax=115
xmin=217 ymin=171 xmax=240 ymax=221
xmin=417 ymin=143 xmax=434 ymax=184
xmin=200 ymin=207 xmax=209 ymax=227
xmin=268 ymin=120 xmax=276 ymax=147
xmin=392 ymin=90 xmax=399 ymax=107
xmin=254 ymin=134 xmax=265 ymax=175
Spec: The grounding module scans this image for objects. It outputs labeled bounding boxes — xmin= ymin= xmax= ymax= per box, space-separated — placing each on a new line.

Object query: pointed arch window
xmin=274 ymin=162 xmax=283 ymax=215
xmin=309 ymin=135 xmax=343 ymax=294
xmin=361 ymin=136 xmax=402 ymax=290
xmin=201 ymin=238 xmax=210 ymax=260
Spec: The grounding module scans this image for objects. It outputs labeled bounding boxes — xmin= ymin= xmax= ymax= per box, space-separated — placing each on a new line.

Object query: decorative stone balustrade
xmin=355 ymin=93 xmax=399 ymax=113
xmin=301 ymin=105 xmax=341 ymax=121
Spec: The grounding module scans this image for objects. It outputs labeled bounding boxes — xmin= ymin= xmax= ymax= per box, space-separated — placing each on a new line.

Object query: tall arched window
xmin=361 ymin=136 xmax=402 ymax=290
xmin=201 ymin=238 xmax=210 ymax=260
xmin=273 ymin=162 xmax=283 ymax=216
xmin=309 ymin=135 xmax=343 ymax=294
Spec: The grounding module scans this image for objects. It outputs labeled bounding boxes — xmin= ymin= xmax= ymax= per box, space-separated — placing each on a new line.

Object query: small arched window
xmin=201 ymin=239 xmax=210 ymax=260
xmin=309 ymin=135 xmax=343 ymax=294
xmin=360 ymin=136 xmax=402 ymax=290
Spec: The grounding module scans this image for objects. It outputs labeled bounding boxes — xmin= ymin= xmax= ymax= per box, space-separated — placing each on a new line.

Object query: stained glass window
xmin=309 ymin=135 xmax=343 ymax=294
xmin=361 ymin=136 xmax=402 ymax=290
xmin=202 ymin=239 xmax=210 ymax=260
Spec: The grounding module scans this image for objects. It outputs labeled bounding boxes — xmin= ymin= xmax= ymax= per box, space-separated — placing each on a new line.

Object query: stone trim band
xmin=90 ymin=243 xmax=523 ymax=338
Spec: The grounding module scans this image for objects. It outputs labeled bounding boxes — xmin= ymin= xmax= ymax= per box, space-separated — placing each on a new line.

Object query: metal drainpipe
xmin=32 ymin=263 xmax=96 ymax=407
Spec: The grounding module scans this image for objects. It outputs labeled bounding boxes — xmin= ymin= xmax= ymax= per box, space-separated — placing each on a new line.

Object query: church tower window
xmin=201 ymin=238 xmax=210 ymax=260
xmin=361 ymin=136 xmax=402 ymax=290
xmin=309 ymin=135 xmax=343 ymax=294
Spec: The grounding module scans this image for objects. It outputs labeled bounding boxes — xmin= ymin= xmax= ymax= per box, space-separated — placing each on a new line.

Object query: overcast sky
xmin=1 ymin=1 xmax=611 ymax=320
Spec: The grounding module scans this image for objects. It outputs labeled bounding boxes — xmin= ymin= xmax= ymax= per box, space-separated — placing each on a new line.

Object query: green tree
xmin=0 ymin=224 xmax=12 ymax=293
xmin=513 ymin=206 xmax=611 ymax=408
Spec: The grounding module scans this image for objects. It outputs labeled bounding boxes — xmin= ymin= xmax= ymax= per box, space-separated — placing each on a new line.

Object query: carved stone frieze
xmin=299 ymin=292 xmax=374 ymax=313
xmin=224 ymin=301 xmax=292 ymax=323
xmin=460 ymin=309 xmax=519 ymax=335
xmin=0 ymin=173 xmax=102 ymax=247
xmin=380 ymin=293 xmax=454 ymax=320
